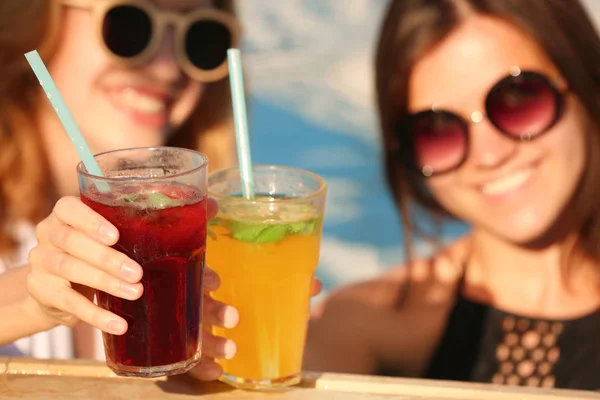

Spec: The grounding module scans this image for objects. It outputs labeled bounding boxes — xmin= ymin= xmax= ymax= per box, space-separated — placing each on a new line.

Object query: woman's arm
xmin=0 ymin=265 xmax=30 ymax=305
xmin=304 ymin=277 xmax=407 ymax=375
xmin=0 ymin=265 xmax=59 ymax=346
xmin=0 ymin=295 xmax=56 ymax=346
xmin=303 ymin=247 xmax=466 ymax=377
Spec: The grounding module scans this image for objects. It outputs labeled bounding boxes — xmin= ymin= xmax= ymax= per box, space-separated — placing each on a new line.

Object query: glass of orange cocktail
xmin=207 ymin=165 xmax=326 ymax=390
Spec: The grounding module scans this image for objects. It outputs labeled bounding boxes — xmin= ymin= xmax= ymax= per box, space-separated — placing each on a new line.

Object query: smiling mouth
xmin=112 ymin=88 xmax=168 ymax=115
xmin=480 ymin=165 xmax=536 ymax=197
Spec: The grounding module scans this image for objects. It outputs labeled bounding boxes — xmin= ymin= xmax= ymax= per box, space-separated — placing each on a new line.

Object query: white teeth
xmin=115 ymin=89 xmax=165 ymax=114
xmin=481 ymin=168 xmax=532 ymax=196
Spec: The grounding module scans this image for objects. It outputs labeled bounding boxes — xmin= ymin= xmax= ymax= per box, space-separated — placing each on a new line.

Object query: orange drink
xmin=207 ymin=166 xmax=326 ymax=390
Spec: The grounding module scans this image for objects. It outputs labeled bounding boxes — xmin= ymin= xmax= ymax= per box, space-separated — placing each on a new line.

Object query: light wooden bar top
xmin=1 ymin=357 xmax=598 ymax=399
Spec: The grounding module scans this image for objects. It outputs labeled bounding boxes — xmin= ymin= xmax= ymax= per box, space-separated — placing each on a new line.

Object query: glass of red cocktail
xmin=77 ymin=147 xmax=208 ymax=378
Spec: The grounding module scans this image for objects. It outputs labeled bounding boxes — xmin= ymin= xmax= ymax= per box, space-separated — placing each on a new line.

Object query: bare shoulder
xmin=314 ymin=236 xmax=470 ymax=313
xmin=305 ymin=275 xmax=405 ymax=373
xmin=399 ymin=236 xmax=470 ymax=306
xmin=371 ymin=237 xmax=470 ymax=376
xmin=304 ymin=237 xmax=470 ymax=375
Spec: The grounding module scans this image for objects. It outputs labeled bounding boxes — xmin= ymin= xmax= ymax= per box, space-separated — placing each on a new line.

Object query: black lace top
xmin=424 ymin=294 xmax=600 ymax=390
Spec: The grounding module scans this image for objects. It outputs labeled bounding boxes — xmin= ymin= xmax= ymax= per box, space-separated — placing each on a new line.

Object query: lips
xmin=480 ymin=165 xmax=535 ymax=197
xmin=105 ymin=87 xmax=173 ymax=128
xmin=119 ymin=88 xmax=166 ymax=114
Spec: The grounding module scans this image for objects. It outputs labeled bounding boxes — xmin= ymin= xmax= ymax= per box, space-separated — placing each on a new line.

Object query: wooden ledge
xmin=1 ymin=357 xmax=598 ymax=399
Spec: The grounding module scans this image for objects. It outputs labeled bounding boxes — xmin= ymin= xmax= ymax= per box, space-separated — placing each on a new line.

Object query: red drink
xmin=81 ymin=183 xmax=207 ymax=376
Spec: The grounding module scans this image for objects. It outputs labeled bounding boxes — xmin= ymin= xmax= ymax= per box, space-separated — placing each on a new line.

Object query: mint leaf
xmin=254 ymin=225 xmax=289 ymax=243
xmin=230 ymin=222 xmax=286 ymax=243
xmin=121 ymin=194 xmax=139 ymax=203
xmin=144 ymin=192 xmax=183 ymax=208
xmin=207 ymin=228 xmax=217 ymax=241
xmin=118 ymin=192 xmax=183 ymax=208
xmin=288 ymin=221 xmax=316 ymax=235
xmin=227 ymin=219 xmax=318 ymax=244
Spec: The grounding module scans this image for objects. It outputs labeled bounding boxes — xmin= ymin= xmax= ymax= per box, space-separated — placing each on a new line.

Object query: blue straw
xmin=24 ymin=50 xmax=109 ymax=193
xmin=227 ymin=49 xmax=255 ymax=200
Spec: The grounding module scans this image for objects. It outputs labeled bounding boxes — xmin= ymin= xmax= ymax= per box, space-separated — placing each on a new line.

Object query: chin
xmin=479 ymin=214 xmax=563 ymax=249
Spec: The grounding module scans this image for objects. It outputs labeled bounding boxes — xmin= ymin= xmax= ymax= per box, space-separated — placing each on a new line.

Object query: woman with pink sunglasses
xmin=0 ymin=0 xmax=242 ymax=381
xmin=305 ymin=0 xmax=600 ymax=391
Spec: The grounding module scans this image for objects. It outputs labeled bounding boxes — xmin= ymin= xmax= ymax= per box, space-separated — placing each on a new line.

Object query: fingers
xmin=207 ymin=198 xmax=218 ymax=220
xmin=28 ymin=248 xmax=143 ymax=301
xmin=26 ymin=196 xmax=141 ymax=334
xmin=42 ymin=217 xmax=142 ymax=284
xmin=188 ymin=355 xmax=223 ymax=381
xmin=26 ymin=272 xmax=128 ymax=335
xmin=202 ymin=331 xmax=236 ymax=360
xmin=203 ymin=295 xmax=239 ymax=329
xmin=311 ymin=278 xmax=323 ymax=297
xmin=204 ymin=267 xmax=220 ymax=292
xmin=45 ymin=196 xmax=119 ymax=245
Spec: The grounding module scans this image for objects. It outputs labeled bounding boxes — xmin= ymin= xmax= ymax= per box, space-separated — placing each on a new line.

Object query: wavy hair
xmin=0 ymin=0 xmax=237 ymax=256
xmin=376 ymin=0 xmax=600 ymax=264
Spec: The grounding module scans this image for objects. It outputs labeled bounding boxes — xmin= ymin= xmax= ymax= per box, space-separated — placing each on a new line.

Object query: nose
xmin=467 ymin=119 xmax=518 ymax=170
xmin=145 ymin=27 xmax=182 ymax=82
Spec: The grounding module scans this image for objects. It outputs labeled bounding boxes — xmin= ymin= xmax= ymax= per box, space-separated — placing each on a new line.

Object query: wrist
xmin=20 ymin=295 xmax=59 ymax=332
xmin=0 ymin=298 xmax=58 ymax=346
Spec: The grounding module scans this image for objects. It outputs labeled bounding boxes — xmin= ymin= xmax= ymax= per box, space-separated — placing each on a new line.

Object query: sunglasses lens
xmin=487 ymin=73 xmax=558 ymax=138
xmin=411 ymin=112 xmax=467 ymax=174
xmin=103 ymin=6 xmax=152 ymax=58
xmin=185 ymin=20 xmax=232 ymax=71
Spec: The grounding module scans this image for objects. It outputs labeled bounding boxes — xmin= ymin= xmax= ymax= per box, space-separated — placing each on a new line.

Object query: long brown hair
xmin=0 ymin=0 xmax=237 ymax=255
xmin=375 ymin=0 xmax=600 ymax=264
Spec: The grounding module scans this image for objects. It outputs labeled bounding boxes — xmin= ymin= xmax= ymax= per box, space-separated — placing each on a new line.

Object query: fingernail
xmin=120 ymin=282 xmax=142 ymax=298
xmin=224 ymin=340 xmax=237 ymax=360
xmin=107 ymin=320 xmax=126 ymax=335
xmin=223 ymin=306 xmax=239 ymax=329
xmin=99 ymin=224 xmax=118 ymax=244
xmin=121 ymin=262 xmax=142 ymax=282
